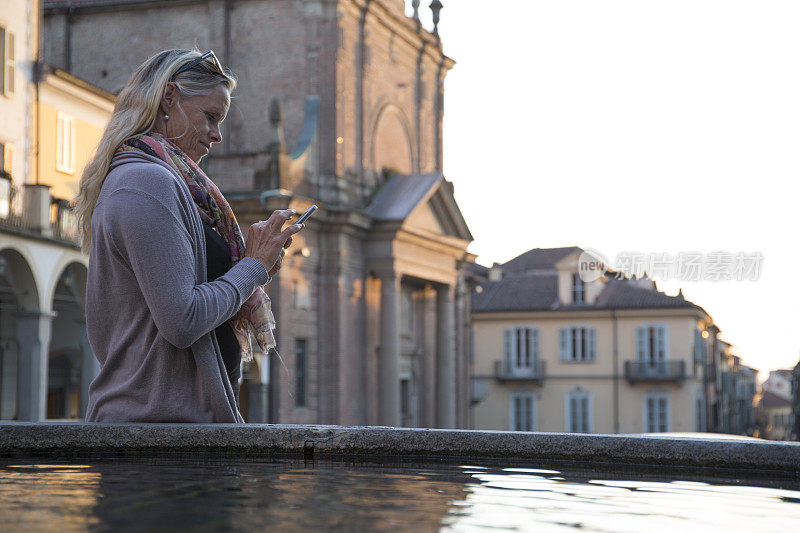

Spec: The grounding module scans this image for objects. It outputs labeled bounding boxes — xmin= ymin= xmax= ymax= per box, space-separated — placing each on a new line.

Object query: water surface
xmin=0 ymin=456 xmax=798 ymax=532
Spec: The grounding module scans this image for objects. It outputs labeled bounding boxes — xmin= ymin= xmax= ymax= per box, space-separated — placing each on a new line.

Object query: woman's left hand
xmin=268 ymin=236 xmax=292 ymax=277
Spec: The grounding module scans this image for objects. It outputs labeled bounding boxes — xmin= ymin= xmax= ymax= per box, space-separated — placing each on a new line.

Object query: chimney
xmin=488 ymin=262 xmax=503 ymax=282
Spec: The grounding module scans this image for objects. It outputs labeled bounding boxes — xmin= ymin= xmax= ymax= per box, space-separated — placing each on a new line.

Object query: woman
xmin=73 ymin=49 xmax=302 ymax=422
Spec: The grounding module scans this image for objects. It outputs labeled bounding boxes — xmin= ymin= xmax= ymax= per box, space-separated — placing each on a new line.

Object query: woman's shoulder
xmin=100 ymin=153 xmax=190 ymax=212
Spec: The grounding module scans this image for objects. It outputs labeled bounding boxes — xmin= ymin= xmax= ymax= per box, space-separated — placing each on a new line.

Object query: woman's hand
xmin=267 ymin=236 xmax=293 ymax=277
xmin=245 ymin=209 xmax=303 ymax=276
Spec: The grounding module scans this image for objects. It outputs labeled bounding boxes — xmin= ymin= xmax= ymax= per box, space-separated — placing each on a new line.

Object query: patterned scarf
xmin=117 ymin=132 xmax=275 ymax=363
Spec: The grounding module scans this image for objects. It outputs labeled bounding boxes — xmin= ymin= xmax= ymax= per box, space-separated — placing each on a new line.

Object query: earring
xmin=164 ymin=114 xmax=169 ymax=120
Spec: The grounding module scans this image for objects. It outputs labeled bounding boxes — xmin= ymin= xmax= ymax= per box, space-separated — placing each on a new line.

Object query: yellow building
xmin=1 ymin=0 xmax=114 ymax=421
xmin=39 ymin=65 xmax=114 ymax=205
xmin=470 ymin=247 xmax=714 ymax=434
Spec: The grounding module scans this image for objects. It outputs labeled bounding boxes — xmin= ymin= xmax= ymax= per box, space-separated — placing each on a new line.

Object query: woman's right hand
xmin=245 ymin=209 xmax=304 ymax=274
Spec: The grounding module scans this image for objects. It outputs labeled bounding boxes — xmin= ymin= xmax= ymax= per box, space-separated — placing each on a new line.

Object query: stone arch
xmin=47 ymin=258 xmax=88 ymax=314
xmin=0 ymin=246 xmax=40 ymax=312
xmin=48 ymin=261 xmax=95 ymax=419
xmin=368 ymin=101 xmax=415 ymax=188
xmin=50 ymin=261 xmax=88 ymax=311
xmin=0 ymin=247 xmax=41 ymax=420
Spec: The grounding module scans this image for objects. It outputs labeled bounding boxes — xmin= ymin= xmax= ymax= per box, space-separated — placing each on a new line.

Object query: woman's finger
xmin=279 ymin=223 xmax=304 ymax=241
xmin=264 ymin=209 xmax=296 ymax=231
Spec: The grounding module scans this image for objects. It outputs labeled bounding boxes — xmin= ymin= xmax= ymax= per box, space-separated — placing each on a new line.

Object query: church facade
xmin=42 ymin=0 xmax=474 ymax=427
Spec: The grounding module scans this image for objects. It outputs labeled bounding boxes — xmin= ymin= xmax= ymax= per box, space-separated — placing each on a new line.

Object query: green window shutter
xmin=2 ymin=29 xmax=14 ymax=97
xmin=568 ymin=395 xmax=577 ymax=432
xmin=635 ymin=326 xmax=647 ymax=362
xmin=0 ymin=27 xmax=5 ymax=94
xmin=588 ymin=328 xmax=597 ymax=362
xmin=656 ymin=325 xmax=667 ymax=362
xmin=503 ymin=328 xmax=513 ymax=369
xmin=581 ymin=396 xmax=589 ymax=432
xmin=558 ymin=327 xmax=570 ymax=361
xmin=693 ymin=329 xmax=704 ymax=364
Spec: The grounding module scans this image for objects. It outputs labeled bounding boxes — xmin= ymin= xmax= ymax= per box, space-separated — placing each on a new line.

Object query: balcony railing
xmin=0 ymin=176 xmax=26 ymax=230
xmin=51 ymin=198 xmax=80 ymax=243
xmin=625 ymin=361 xmax=686 ymax=384
xmin=494 ymin=359 xmax=545 ymax=382
xmin=0 ymin=177 xmax=80 ymax=246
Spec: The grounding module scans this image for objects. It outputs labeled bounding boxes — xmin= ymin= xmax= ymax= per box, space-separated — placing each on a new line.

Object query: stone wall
xmin=3 ymin=423 xmax=800 ymax=472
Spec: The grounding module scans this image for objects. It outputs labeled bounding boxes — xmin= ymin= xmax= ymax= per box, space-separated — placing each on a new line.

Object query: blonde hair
xmin=72 ymin=49 xmax=237 ymax=254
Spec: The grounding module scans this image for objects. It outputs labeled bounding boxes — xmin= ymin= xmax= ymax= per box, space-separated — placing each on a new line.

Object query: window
xmin=571 ymin=273 xmax=585 ymax=304
xmin=695 ymin=391 xmax=706 ymax=432
xmin=0 ymin=142 xmax=11 ymax=218
xmin=558 ymin=326 xmax=596 ymax=362
xmin=0 ymin=175 xmax=8 ymax=219
xmin=510 ymin=391 xmax=535 ymax=431
xmin=636 ymin=324 xmax=668 ymax=364
xmin=1 ymin=27 xmax=15 ymax=97
xmin=503 ymin=326 xmax=540 ymax=374
xmin=693 ymin=328 xmax=705 ymax=365
xmin=644 ymin=392 xmax=670 ymax=432
xmin=294 ymin=281 xmax=310 ymax=309
xmin=565 ymin=388 xmax=592 ymax=433
xmin=56 ymin=113 xmax=76 ymax=174
xmin=295 ymin=339 xmax=307 ymax=407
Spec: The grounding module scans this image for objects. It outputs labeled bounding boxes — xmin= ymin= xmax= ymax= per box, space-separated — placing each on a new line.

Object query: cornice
xmin=472 ymin=306 xmax=710 ymax=322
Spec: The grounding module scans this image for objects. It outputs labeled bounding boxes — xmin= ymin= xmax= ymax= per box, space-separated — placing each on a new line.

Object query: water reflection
xmin=444 ymin=466 xmax=800 ymax=532
xmin=0 ymin=464 xmax=101 ymax=530
xmin=0 ymin=457 xmax=798 ymax=532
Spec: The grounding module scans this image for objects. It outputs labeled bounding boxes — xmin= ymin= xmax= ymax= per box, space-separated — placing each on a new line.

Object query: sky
xmin=409 ymin=0 xmax=800 ymax=377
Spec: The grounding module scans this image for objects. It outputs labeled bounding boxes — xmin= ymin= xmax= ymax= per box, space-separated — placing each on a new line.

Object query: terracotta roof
xmin=594 ymin=279 xmax=704 ymax=311
xmin=472 ymin=274 xmax=704 ymax=313
xmin=760 ymin=390 xmax=792 ymax=409
xmin=502 ymin=246 xmax=582 ymax=273
xmin=42 ymin=65 xmax=116 ymax=101
xmin=472 ymin=272 xmax=559 ymax=312
xmin=472 ymin=246 xmax=708 ymax=314
xmin=466 ymin=262 xmax=489 ymax=278
xmin=45 ymin=0 xmax=155 ymax=7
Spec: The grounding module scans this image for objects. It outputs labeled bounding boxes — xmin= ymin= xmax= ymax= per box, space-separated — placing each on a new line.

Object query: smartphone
xmin=294 ymin=205 xmax=317 ymax=226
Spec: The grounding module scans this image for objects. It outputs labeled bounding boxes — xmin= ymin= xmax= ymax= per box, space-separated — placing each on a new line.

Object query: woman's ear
xmin=159 ymin=82 xmax=178 ymax=114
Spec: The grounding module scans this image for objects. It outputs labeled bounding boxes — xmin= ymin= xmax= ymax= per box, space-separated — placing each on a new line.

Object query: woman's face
xmin=162 ymin=84 xmax=230 ymax=163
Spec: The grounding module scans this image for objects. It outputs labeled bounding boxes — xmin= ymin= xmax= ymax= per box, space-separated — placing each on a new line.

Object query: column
xmin=436 ymin=284 xmax=455 ymax=428
xmin=15 ymin=310 xmax=55 ymax=422
xmin=247 ymin=353 xmax=270 ymax=424
xmin=379 ymin=273 xmax=400 ymax=426
xmin=22 ymin=184 xmax=53 ymax=237
xmin=0 ymin=336 xmax=19 ymax=419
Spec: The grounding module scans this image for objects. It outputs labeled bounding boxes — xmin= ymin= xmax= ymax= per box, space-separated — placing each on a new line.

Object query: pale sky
xmin=411 ymin=1 xmax=800 ymax=378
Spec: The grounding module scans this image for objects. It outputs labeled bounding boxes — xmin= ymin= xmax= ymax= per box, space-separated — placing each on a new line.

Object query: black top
xmin=202 ymin=219 xmax=241 ymax=388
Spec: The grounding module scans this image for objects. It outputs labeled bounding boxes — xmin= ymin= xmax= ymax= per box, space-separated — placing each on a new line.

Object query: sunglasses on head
xmin=171 ymin=50 xmax=223 ymax=81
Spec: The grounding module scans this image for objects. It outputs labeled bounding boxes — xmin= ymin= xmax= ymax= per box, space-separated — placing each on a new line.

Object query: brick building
xmin=42 ymin=0 xmax=474 ymax=427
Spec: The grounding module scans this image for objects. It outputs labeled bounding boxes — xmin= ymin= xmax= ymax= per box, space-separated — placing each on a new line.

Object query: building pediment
xmin=365 ymin=172 xmax=473 ymax=242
